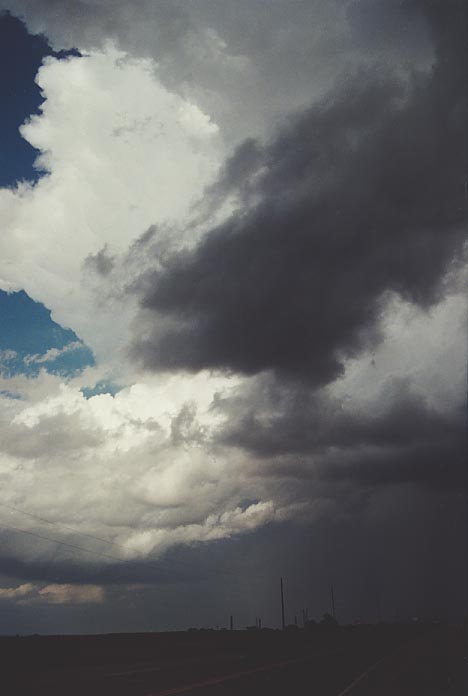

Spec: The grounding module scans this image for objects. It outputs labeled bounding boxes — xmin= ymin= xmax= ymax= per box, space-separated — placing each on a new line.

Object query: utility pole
xmin=280 ymin=577 xmax=286 ymax=630
xmin=331 ymin=582 xmax=336 ymax=621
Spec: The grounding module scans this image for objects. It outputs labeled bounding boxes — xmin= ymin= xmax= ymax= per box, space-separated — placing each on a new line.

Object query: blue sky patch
xmin=0 ymin=289 xmax=94 ymax=377
xmin=0 ymin=11 xmax=80 ymax=188
xmin=81 ymin=380 xmax=122 ymax=399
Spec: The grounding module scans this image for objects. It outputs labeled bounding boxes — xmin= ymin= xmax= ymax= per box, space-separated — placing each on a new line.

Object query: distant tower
xmin=331 ymin=583 xmax=336 ymax=621
xmin=230 ymin=615 xmax=233 ymax=631
xmin=280 ymin=577 xmax=286 ymax=630
xmin=377 ymin=592 xmax=382 ymax=623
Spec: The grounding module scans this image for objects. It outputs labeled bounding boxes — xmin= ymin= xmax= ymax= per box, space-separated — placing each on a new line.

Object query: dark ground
xmin=0 ymin=623 xmax=466 ymax=695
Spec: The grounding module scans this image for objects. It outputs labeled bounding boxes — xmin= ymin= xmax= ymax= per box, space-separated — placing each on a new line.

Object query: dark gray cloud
xmin=131 ymin=1 xmax=466 ymax=385
xmin=0 ymin=549 xmax=196 ymax=586
xmin=215 ymin=372 xmax=466 ymax=494
xmin=128 ymin=0 xmax=466 ymax=514
xmin=321 ymin=436 xmax=466 ymax=491
xmin=218 ymin=376 xmax=463 ymax=455
xmin=84 ymin=246 xmax=116 ymax=277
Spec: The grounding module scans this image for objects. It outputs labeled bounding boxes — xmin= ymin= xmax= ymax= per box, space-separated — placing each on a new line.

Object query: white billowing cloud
xmin=0 ymin=582 xmax=104 ymax=604
xmin=0 ymin=41 xmax=290 ymax=567
xmin=0 ymin=46 xmax=221 ymax=368
xmin=0 ymin=369 xmax=300 ymax=566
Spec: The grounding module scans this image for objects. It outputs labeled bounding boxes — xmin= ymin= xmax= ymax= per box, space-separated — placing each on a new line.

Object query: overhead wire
xmin=0 ymin=521 xmax=154 ymax=569
xmin=0 ymin=500 xmax=195 ymax=576
xmin=0 ymin=500 xmax=149 ymax=554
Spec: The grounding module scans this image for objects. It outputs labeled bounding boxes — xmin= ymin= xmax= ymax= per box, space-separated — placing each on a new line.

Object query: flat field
xmin=0 ymin=624 xmax=465 ymax=695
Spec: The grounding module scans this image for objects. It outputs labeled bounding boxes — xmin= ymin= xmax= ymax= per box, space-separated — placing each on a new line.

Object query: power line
xmin=0 ymin=500 xmax=233 ymax=579
xmin=0 ymin=499 xmax=194 ymax=574
xmin=0 ymin=521 xmax=182 ymax=577
xmin=0 ymin=500 xmax=148 ymax=556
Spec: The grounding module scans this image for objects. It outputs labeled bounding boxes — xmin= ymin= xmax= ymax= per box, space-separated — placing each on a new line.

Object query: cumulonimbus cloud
xmin=0 ymin=1 xmax=465 ymax=595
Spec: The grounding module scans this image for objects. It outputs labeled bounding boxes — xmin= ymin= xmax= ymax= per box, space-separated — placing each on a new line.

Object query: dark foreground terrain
xmin=1 ymin=624 xmax=466 ymax=695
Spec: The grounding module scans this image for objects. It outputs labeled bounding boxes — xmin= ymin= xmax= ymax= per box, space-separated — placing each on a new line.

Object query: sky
xmin=0 ymin=1 xmax=466 ymax=634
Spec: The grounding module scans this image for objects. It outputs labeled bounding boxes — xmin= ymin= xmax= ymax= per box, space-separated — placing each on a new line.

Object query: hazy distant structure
xmin=230 ymin=615 xmax=233 ymax=631
xmin=280 ymin=577 xmax=285 ymax=630
xmin=321 ymin=612 xmax=338 ymax=628
xmin=331 ymin=583 xmax=336 ymax=621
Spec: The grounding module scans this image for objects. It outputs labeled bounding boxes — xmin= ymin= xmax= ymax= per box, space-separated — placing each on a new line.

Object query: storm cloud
xmin=219 ymin=376 xmax=463 ymax=456
xmin=131 ymin=1 xmax=466 ymax=385
xmin=0 ymin=1 xmax=466 ymax=631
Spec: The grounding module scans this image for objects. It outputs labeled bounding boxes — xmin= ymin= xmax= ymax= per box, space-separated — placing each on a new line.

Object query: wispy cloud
xmin=0 ymin=349 xmax=18 ymax=363
xmin=23 ymin=341 xmax=84 ymax=366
